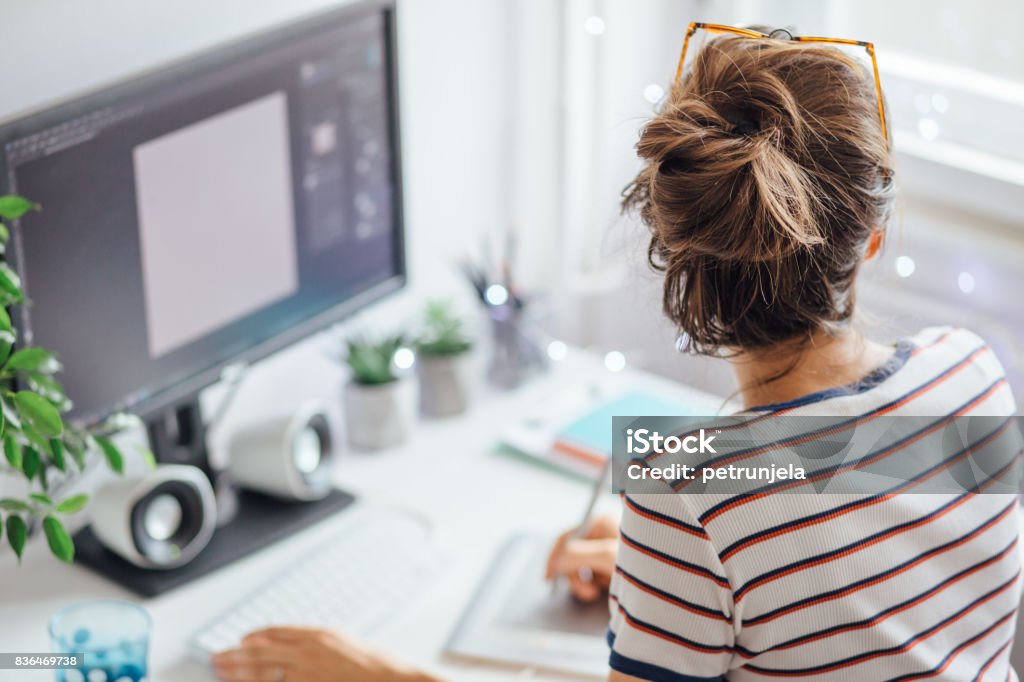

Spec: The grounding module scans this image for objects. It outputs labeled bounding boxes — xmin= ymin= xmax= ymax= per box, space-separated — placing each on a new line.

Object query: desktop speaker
xmin=89 ymin=464 xmax=217 ymax=569
xmin=226 ymin=401 xmax=335 ymax=501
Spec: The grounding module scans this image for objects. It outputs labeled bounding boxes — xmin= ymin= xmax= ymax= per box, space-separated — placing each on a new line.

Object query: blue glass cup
xmin=48 ymin=600 xmax=151 ymax=682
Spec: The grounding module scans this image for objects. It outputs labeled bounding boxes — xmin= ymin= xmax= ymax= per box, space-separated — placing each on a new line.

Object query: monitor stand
xmin=73 ymin=396 xmax=357 ymax=597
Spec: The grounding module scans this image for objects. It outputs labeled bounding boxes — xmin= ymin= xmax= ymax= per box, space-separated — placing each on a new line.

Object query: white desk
xmin=0 ymin=347 xmax=725 ymax=682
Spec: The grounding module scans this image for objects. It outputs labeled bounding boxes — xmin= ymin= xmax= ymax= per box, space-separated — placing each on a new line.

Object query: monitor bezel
xmin=0 ymin=0 xmax=406 ymax=426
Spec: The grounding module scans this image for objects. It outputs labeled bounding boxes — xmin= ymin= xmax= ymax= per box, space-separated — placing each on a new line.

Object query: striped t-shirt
xmin=608 ymin=327 xmax=1021 ymax=681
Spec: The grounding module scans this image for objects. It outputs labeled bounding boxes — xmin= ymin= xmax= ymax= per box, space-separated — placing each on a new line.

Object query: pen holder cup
xmin=487 ymin=304 xmax=547 ymax=390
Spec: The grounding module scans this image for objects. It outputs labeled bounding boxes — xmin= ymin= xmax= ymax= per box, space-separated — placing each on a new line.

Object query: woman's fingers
xmin=546 ymin=512 xmax=621 ymax=580
xmin=212 ymin=664 xmax=283 ymax=682
xmin=233 ymin=626 xmax=431 ymax=682
xmin=549 ymin=536 xmax=617 ymax=603
xmin=567 ymin=572 xmax=602 ymax=602
xmin=213 ymin=638 xmax=298 ymax=682
xmin=219 ymin=643 xmax=292 ymax=661
xmin=544 ymin=529 xmax=573 ymax=579
xmin=212 ymin=649 xmax=291 ymax=682
xmin=245 ymin=625 xmax=326 ymax=642
xmin=553 ymin=538 xmax=617 ymax=577
xmin=582 ymin=513 xmax=620 ymax=540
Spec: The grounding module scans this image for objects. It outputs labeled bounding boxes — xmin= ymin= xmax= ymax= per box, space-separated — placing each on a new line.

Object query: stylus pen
xmin=552 ymin=458 xmax=612 ymax=593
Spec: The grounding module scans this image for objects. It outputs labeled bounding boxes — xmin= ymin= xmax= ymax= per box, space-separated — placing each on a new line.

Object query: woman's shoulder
xmin=879 ymin=326 xmax=1014 ymax=415
xmin=905 ymin=326 xmax=1009 ymax=387
xmin=761 ymin=326 xmax=1017 ymax=417
xmin=907 ymin=325 xmax=986 ymax=354
xmin=903 ymin=325 xmax=1017 ymax=415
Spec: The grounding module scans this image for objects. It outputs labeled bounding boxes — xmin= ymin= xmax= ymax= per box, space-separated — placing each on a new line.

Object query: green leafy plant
xmin=415 ymin=300 xmax=472 ymax=357
xmin=0 ymin=195 xmax=132 ymax=564
xmin=344 ymin=333 xmax=405 ymax=386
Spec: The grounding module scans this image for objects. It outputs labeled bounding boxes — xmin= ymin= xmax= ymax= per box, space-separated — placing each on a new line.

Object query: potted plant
xmin=414 ymin=300 xmax=474 ymax=417
xmin=0 ymin=196 xmax=133 ymax=565
xmin=342 ymin=333 xmax=415 ymax=450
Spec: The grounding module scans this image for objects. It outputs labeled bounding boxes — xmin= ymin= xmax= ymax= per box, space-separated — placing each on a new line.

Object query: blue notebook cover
xmin=555 ymin=391 xmax=694 ymax=461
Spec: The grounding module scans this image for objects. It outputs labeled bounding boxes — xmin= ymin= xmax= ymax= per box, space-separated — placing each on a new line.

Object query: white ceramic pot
xmin=417 ymin=353 xmax=472 ymax=417
xmin=343 ymin=379 xmax=416 ymax=450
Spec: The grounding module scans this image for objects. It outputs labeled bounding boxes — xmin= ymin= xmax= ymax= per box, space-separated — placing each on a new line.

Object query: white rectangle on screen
xmin=133 ymin=91 xmax=298 ymax=358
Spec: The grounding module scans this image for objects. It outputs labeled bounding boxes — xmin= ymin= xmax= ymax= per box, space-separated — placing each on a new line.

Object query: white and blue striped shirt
xmin=608 ymin=327 xmax=1021 ymax=681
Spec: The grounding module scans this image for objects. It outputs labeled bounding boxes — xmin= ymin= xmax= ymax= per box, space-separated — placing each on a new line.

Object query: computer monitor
xmin=0 ymin=0 xmax=403 ymax=593
xmin=0 ymin=0 xmax=405 ymax=468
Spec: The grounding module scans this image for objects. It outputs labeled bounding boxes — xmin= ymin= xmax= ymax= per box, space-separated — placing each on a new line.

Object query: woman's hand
xmin=544 ymin=512 xmax=619 ymax=603
xmin=212 ymin=626 xmax=441 ymax=682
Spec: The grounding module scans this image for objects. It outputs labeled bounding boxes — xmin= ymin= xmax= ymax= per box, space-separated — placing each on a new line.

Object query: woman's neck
xmin=730 ymin=330 xmax=894 ymax=410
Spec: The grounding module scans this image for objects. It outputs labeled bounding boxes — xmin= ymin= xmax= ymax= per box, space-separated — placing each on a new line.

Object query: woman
xmin=214 ymin=26 xmax=1020 ymax=682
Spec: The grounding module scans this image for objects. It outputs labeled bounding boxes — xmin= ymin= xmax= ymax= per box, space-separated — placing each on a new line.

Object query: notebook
xmin=500 ymin=388 xmax=693 ymax=478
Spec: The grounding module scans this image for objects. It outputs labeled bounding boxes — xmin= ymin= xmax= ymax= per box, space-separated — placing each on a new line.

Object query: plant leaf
xmin=26 ymin=375 xmax=70 ymax=412
xmin=345 ymin=334 xmax=405 ymax=385
xmin=135 ymin=445 xmax=157 ymax=470
xmin=0 ymin=306 xmax=11 ymax=332
xmin=6 ymin=347 xmax=60 ymax=373
xmin=29 ymin=492 xmax=53 ymax=507
xmin=6 ymin=515 xmax=26 ymax=561
xmin=42 ymin=515 xmax=73 ymax=563
xmin=0 ymin=196 xmax=38 ymax=221
xmin=49 ymin=438 xmax=65 ymax=472
xmin=66 ymin=440 xmax=85 ymax=470
xmin=0 ymin=264 xmax=22 ymax=303
xmin=1 ymin=397 xmax=21 ymax=431
xmin=0 ymin=498 xmax=31 ymax=512
xmin=21 ymin=445 xmax=40 ymax=481
xmin=13 ymin=391 xmax=63 ymax=437
xmin=56 ymin=494 xmax=89 ymax=514
xmin=21 ymin=426 xmax=52 ymax=457
xmin=3 ymin=434 xmax=21 ymax=470
xmin=102 ymin=412 xmax=144 ymax=432
xmin=94 ymin=436 xmax=124 ymax=474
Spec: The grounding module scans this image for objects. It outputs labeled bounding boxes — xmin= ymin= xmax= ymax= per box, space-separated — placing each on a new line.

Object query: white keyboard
xmin=192 ymin=506 xmax=442 ymax=656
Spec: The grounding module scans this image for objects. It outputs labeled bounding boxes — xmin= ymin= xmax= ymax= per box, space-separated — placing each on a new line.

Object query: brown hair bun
xmin=624 ymin=33 xmax=894 ymax=354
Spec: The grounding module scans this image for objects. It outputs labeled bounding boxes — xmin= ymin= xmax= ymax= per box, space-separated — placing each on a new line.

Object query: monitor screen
xmin=0 ymin=1 xmax=405 ymax=424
